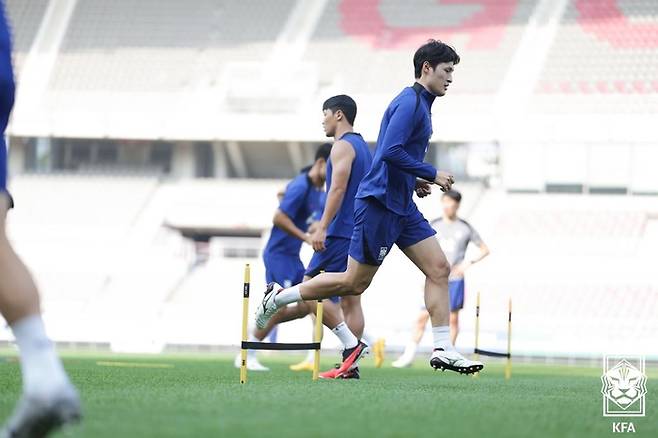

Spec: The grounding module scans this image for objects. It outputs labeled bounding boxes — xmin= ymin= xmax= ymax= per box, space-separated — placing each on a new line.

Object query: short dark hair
xmin=413 ymin=39 xmax=460 ymax=79
xmin=322 ymin=95 xmax=357 ymax=126
xmin=315 ymin=142 xmax=332 ymax=161
xmin=442 ymin=189 xmax=462 ymax=203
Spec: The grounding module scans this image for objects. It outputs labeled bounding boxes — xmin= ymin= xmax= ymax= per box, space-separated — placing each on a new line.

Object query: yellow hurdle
xmin=239 ymin=263 xmax=324 ymax=384
xmin=240 ymin=264 xmax=250 ymax=384
xmin=473 ymin=291 xmax=513 ymax=380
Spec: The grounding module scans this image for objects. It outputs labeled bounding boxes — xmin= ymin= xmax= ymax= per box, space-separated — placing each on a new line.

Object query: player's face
xmin=425 ymin=61 xmax=454 ymax=97
xmin=322 ymin=109 xmax=337 ymax=137
xmin=442 ymin=196 xmax=459 ymax=218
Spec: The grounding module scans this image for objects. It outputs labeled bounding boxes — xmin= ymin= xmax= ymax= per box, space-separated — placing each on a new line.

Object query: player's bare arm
xmin=451 ymin=241 xmax=490 ymax=277
xmin=311 ymin=140 xmax=355 ymax=252
xmin=272 ymin=209 xmax=311 ymax=245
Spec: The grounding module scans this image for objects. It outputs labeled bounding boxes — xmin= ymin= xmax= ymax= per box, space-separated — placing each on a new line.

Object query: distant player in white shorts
xmin=393 ymin=190 xmax=489 ymax=368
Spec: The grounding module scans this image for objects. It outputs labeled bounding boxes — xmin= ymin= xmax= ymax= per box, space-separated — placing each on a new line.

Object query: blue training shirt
xmin=356 ymin=83 xmax=438 ymax=215
xmin=326 ymin=132 xmax=372 ymax=239
xmin=264 ymin=171 xmax=323 ymax=256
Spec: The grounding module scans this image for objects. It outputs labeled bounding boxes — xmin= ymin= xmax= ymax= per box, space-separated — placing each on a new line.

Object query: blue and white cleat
xmin=1 ymin=383 xmax=81 ymax=438
xmin=255 ymin=282 xmax=282 ymax=329
xmin=430 ymin=348 xmax=484 ymax=375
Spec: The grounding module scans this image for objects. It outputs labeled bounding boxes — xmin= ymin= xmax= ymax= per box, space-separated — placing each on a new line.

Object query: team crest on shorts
xmin=377 ymin=247 xmax=388 ymax=261
xmin=601 ymin=356 xmax=647 ymax=417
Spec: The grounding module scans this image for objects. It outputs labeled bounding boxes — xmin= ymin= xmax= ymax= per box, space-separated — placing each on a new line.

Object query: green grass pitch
xmin=1 ymin=351 xmax=656 ymax=437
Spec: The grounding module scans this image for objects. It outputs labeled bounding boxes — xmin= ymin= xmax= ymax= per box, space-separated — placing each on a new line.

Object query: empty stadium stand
xmin=532 ymin=0 xmax=658 ymax=114
xmin=49 ymin=0 xmax=296 ymax=93
xmin=5 ymin=0 xmax=48 ymax=76
xmin=305 ymin=0 xmax=537 ymax=95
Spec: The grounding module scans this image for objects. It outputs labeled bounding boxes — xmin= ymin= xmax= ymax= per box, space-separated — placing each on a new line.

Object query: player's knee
xmin=342 ymin=276 xmax=370 ymax=296
xmin=427 ymin=260 xmax=450 ymax=283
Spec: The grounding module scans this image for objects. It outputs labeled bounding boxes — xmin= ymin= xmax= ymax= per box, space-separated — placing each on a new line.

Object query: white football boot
xmin=429 ymin=348 xmax=484 ymax=375
xmin=391 ymin=351 xmax=415 ymax=368
xmin=233 ymin=353 xmax=270 ymax=371
xmin=1 ymin=383 xmax=81 ymax=438
xmin=255 ymin=282 xmax=282 ymax=329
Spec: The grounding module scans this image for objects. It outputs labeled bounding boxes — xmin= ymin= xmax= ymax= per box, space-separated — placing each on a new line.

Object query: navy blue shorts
xmin=263 ymin=252 xmax=305 ymax=288
xmin=305 ymin=236 xmax=350 ymax=304
xmin=0 ymin=3 xmax=14 ymax=196
xmin=305 ymin=236 xmax=350 ymax=277
xmin=349 ymin=197 xmax=436 ymax=266
xmin=448 ymin=278 xmax=465 ymax=311
xmin=0 ymin=17 xmax=14 ymax=195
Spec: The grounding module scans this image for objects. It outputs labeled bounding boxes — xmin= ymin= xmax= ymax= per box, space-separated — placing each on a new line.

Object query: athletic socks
xmin=274 ymin=285 xmax=301 ymax=307
xmin=331 ymin=322 xmax=358 ymax=349
xmin=247 ymin=335 xmax=260 ymax=358
xmin=361 ymin=330 xmax=375 ymax=347
xmin=11 ymin=315 xmax=69 ymax=396
xmin=401 ymin=340 xmax=418 ymax=358
xmin=432 ymin=325 xmax=454 ymax=351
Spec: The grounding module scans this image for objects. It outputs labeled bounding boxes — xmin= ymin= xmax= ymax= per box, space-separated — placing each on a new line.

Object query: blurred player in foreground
xmin=256 ymin=39 xmax=484 ymax=376
xmin=236 ymin=144 xmax=330 ymax=371
xmin=0 ymin=2 xmax=81 ymax=436
xmin=393 ymin=190 xmax=489 ymax=368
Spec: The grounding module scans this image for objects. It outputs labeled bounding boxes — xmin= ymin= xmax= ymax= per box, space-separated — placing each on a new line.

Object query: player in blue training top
xmin=0 ymin=2 xmax=81 ymax=436
xmin=249 ymin=95 xmax=377 ymax=378
xmin=256 ymin=39 xmax=484 ymax=376
xmin=236 ymin=143 xmax=330 ymax=371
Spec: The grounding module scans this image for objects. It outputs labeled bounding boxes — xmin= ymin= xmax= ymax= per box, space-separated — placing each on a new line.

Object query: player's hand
xmin=450 ymin=261 xmax=471 ymax=277
xmin=415 ymin=180 xmax=432 ymax=198
xmin=311 ymin=227 xmax=327 ymax=252
xmin=308 ymin=221 xmax=321 ymax=234
xmin=434 ymin=171 xmax=455 ymax=192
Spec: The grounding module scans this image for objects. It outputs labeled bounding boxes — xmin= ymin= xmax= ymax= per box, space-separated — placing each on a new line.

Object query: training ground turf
xmin=1 ymin=351 xmax=656 ymax=438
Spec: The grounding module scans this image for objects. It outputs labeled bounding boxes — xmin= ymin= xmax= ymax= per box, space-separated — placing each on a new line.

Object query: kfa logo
xmin=601 ymin=356 xmax=647 ymax=417
xmin=377 ymin=247 xmax=388 ymax=261
xmin=612 ymin=422 xmax=635 ymax=433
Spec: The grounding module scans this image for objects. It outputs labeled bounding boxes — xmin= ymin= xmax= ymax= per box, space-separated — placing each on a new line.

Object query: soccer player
xmin=256 ymin=39 xmax=484 ymax=376
xmin=235 ymin=144 xmax=330 ymax=371
xmin=392 ymin=189 xmax=490 ymax=368
xmin=305 ymin=94 xmax=373 ymax=378
xmin=0 ymin=2 xmax=81 ymax=436
xmin=246 ymin=95 xmax=374 ymax=378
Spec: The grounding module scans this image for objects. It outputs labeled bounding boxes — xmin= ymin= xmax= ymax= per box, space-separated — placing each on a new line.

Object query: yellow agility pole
xmin=240 ymin=264 xmax=250 ymax=384
xmin=312 ymin=300 xmax=324 ymax=381
xmin=505 ymin=298 xmax=512 ymax=380
xmin=474 ymin=291 xmax=481 ymax=362
xmin=473 ymin=291 xmax=481 ymax=378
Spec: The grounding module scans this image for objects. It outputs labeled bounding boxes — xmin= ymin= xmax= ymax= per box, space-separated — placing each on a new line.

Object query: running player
xmin=392 ymin=189 xmax=490 ymax=368
xmin=246 ymin=95 xmax=374 ymax=378
xmin=236 ymin=144 xmax=330 ymax=371
xmin=0 ymin=2 xmax=82 ymax=436
xmin=256 ymin=39 xmax=484 ymax=376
